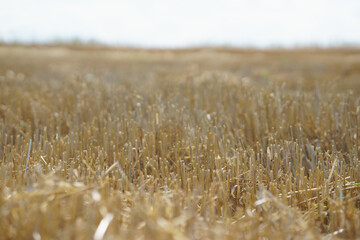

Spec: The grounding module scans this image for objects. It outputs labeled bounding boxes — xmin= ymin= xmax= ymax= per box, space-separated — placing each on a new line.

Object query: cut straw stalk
xmin=24 ymin=139 xmax=32 ymax=174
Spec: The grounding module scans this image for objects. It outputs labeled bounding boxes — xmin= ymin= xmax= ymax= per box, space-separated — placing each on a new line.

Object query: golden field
xmin=1 ymin=44 xmax=360 ymax=239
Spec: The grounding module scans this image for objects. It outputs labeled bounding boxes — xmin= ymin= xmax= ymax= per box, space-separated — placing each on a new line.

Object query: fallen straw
xmin=93 ymin=213 xmax=114 ymax=240
xmin=24 ymin=139 xmax=32 ymax=175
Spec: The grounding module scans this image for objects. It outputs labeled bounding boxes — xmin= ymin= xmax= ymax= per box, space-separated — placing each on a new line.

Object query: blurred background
xmin=1 ymin=0 xmax=360 ymax=48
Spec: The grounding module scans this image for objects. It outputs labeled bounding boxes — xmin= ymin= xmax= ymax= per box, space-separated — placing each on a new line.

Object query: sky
xmin=1 ymin=0 xmax=360 ymax=48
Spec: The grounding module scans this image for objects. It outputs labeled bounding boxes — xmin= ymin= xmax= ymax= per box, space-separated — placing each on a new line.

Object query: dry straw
xmin=0 ymin=45 xmax=360 ymax=239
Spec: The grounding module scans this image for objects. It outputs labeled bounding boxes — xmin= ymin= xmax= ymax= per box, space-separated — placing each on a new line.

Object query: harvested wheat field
xmin=1 ymin=44 xmax=360 ymax=240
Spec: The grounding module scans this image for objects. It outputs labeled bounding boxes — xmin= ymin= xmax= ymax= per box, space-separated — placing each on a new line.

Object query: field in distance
xmin=1 ymin=44 xmax=360 ymax=239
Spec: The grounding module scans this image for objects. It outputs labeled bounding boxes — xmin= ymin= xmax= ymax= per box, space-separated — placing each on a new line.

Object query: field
xmin=1 ymin=44 xmax=360 ymax=239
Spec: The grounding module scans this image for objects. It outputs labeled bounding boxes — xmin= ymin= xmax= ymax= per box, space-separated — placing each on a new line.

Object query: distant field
xmin=1 ymin=45 xmax=360 ymax=239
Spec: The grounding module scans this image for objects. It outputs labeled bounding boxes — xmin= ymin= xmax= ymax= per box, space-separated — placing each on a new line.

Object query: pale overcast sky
xmin=1 ymin=0 xmax=360 ymax=47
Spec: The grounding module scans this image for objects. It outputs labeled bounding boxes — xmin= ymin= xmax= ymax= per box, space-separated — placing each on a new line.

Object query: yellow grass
xmin=1 ymin=44 xmax=360 ymax=239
